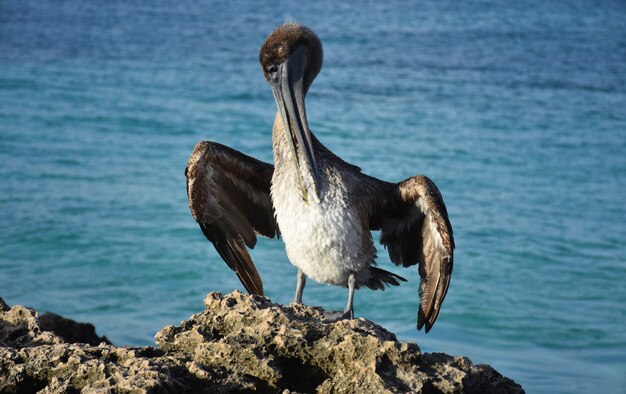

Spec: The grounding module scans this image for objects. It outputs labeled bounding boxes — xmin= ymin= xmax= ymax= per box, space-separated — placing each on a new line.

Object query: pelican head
xmin=260 ymin=22 xmax=323 ymax=200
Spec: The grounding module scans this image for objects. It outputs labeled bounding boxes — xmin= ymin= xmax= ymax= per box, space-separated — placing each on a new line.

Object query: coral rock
xmin=1 ymin=292 xmax=524 ymax=393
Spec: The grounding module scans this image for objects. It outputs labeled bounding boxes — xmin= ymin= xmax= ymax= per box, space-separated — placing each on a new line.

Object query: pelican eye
xmin=268 ymin=64 xmax=278 ymax=74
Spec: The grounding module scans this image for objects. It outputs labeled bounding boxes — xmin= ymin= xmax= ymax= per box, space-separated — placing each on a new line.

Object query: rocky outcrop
xmin=0 ymin=292 xmax=524 ymax=393
xmin=38 ymin=312 xmax=112 ymax=346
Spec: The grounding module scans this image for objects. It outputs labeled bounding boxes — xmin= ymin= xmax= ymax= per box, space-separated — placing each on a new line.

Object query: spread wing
xmin=372 ymin=175 xmax=454 ymax=333
xmin=185 ymin=141 xmax=278 ymax=295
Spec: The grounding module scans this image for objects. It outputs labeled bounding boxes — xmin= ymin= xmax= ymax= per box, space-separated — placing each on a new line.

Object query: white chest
xmin=271 ymin=166 xmax=375 ymax=287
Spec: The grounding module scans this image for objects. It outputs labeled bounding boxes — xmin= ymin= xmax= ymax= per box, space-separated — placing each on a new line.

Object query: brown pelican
xmin=186 ymin=22 xmax=454 ymax=332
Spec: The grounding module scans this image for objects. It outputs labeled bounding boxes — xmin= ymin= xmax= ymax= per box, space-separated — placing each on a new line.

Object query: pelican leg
xmin=294 ymin=268 xmax=306 ymax=304
xmin=323 ymin=272 xmax=356 ymax=321
xmin=344 ymin=272 xmax=356 ymax=318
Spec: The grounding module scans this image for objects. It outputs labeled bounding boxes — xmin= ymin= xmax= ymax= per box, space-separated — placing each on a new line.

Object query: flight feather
xmin=373 ymin=175 xmax=454 ymax=332
xmin=185 ymin=141 xmax=278 ymax=295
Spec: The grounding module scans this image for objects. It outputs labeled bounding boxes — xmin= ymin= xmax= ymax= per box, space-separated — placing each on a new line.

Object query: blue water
xmin=1 ymin=1 xmax=625 ymax=392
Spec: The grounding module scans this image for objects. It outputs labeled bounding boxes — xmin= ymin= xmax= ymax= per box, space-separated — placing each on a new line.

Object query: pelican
xmin=186 ymin=22 xmax=454 ymax=332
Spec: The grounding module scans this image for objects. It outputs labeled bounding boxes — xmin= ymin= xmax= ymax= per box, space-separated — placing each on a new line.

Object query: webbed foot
xmin=322 ymin=308 xmax=354 ymax=321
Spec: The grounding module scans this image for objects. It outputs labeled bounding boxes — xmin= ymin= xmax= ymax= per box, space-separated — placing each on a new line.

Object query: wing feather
xmin=186 ymin=141 xmax=278 ymax=295
xmin=373 ymin=175 xmax=454 ymax=333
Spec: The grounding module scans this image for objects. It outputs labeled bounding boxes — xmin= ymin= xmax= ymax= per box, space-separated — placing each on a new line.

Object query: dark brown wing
xmin=372 ymin=175 xmax=454 ymax=333
xmin=185 ymin=141 xmax=278 ymax=295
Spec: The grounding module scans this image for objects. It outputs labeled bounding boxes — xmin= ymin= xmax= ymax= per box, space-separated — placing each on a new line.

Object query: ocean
xmin=1 ymin=1 xmax=625 ymax=392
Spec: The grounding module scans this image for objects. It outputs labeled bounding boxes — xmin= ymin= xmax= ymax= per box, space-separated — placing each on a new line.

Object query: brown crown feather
xmin=259 ymin=22 xmax=323 ymax=91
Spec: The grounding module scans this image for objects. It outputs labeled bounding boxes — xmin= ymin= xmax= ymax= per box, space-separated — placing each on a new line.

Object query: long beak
xmin=271 ymin=46 xmax=320 ymax=200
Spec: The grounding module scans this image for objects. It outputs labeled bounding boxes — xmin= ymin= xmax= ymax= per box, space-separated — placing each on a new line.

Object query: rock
xmin=0 ymin=301 xmax=229 ymax=393
xmin=39 ymin=312 xmax=112 ymax=346
xmin=0 ymin=292 xmax=524 ymax=393
xmin=0 ymin=297 xmax=9 ymax=312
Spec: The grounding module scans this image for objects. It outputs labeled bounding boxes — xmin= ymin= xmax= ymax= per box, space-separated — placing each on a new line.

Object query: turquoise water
xmin=1 ymin=1 xmax=625 ymax=392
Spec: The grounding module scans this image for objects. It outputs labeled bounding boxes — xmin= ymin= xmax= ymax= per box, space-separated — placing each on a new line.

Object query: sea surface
xmin=1 ymin=1 xmax=625 ymax=392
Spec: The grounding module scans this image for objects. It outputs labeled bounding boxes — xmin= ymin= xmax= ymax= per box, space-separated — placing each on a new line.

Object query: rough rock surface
xmin=38 ymin=312 xmax=112 ymax=346
xmin=0 ymin=292 xmax=524 ymax=393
